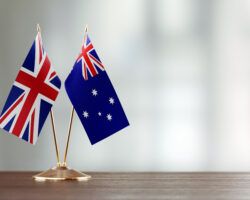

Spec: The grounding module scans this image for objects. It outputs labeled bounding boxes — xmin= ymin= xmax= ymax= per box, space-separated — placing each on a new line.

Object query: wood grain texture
xmin=1 ymin=172 xmax=250 ymax=200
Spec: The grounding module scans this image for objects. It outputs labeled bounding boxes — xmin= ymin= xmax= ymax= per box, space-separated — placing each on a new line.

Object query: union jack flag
xmin=0 ymin=33 xmax=61 ymax=144
xmin=76 ymin=34 xmax=105 ymax=80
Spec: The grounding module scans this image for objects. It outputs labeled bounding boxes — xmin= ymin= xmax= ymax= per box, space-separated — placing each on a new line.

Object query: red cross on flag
xmin=0 ymin=32 xmax=61 ymax=144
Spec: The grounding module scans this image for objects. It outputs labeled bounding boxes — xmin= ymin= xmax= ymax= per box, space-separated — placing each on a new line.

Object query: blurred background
xmin=0 ymin=0 xmax=250 ymax=171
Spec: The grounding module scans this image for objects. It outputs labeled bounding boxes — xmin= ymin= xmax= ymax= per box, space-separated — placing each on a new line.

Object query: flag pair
xmin=0 ymin=29 xmax=129 ymax=145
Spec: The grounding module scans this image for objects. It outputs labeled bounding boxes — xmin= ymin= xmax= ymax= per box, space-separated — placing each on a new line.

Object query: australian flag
xmin=0 ymin=32 xmax=61 ymax=144
xmin=65 ymin=31 xmax=129 ymax=145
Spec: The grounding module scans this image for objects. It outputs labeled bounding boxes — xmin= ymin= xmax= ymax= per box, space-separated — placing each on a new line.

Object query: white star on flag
xmin=107 ymin=113 xmax=112 ymax=121
xmin=83 ymin=111 xmax=89 ymax=118
xmin=109 ymin=97 xmax=115 ymax=105
xmin=92 ymin=89 xmax=98 ymax=96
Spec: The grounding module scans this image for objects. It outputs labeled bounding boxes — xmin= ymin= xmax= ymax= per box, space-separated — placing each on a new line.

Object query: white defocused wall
xmin=0 ymin=0 xmax=250 ymax=171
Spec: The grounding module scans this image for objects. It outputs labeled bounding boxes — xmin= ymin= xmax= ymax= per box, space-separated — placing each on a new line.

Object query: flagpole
xmin=63 ymin=26 xmax=88 ymax=165
xmin=36 ymin=24 xmax=41 ymax=33
xmin=36 ymin=23 xmax=60 ymax=165
xmin=63 ymin=107 xmax=74 ymax=165
xmin=50 ymin=110 xmax=61 ymax=165
xmin=33 ymin=24 xmax=90 ymax=181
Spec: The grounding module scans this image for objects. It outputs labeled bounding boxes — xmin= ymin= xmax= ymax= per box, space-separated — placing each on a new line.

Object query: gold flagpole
xmin=63 ymin=107 xmax=74 ymax=165
xmin=33 ymin=24 xmax=91 ymax=181
xmin=36 ymin=24 xmax=41 ymax=33
xmin=63 ymin=26 xmax=88 ymax=165
xmin=50 ymin=110 xmax=60 ymax=165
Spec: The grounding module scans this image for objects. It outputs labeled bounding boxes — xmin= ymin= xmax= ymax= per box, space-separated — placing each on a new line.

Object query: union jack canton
xmin=0 ymin=33 xmax=61 ymax=144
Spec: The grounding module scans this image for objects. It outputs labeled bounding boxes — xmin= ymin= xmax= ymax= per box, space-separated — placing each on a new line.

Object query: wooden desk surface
xmin=1 ymin=172 xmax=250 ymax=200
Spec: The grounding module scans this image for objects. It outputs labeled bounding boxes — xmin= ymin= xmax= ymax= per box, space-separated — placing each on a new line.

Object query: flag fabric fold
xmin=0 ymin=33 xmax=61 ymax=144
xmin=65 ymin=32 xmax=129 ymax=145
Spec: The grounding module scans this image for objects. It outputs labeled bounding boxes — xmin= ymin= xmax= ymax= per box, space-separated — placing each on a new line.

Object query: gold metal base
xmin=33 ymin=164 xmax=91 ymax=181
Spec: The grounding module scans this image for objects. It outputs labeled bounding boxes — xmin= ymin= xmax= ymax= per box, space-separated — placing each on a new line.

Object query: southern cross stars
xmin=109 ymin=97 xmax=115 ymax=105
xmin=83 ymin=111 xmax=112 ymax=121
xmin=84 ymin=90 xmax=113 ymax=121
xmin=92 ymin=89 xmax=98 ymax=96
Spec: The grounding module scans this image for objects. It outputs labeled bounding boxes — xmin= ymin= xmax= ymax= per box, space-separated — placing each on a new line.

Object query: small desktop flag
xmin=0 ymin=32 xmax=61 ymax=144
xmin=65 ymin=29 xmax=129 ymax=144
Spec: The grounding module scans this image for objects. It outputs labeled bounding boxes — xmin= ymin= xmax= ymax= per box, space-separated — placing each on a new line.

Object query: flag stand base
xmin=33 ymin=163 xmax=91 ymax=181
